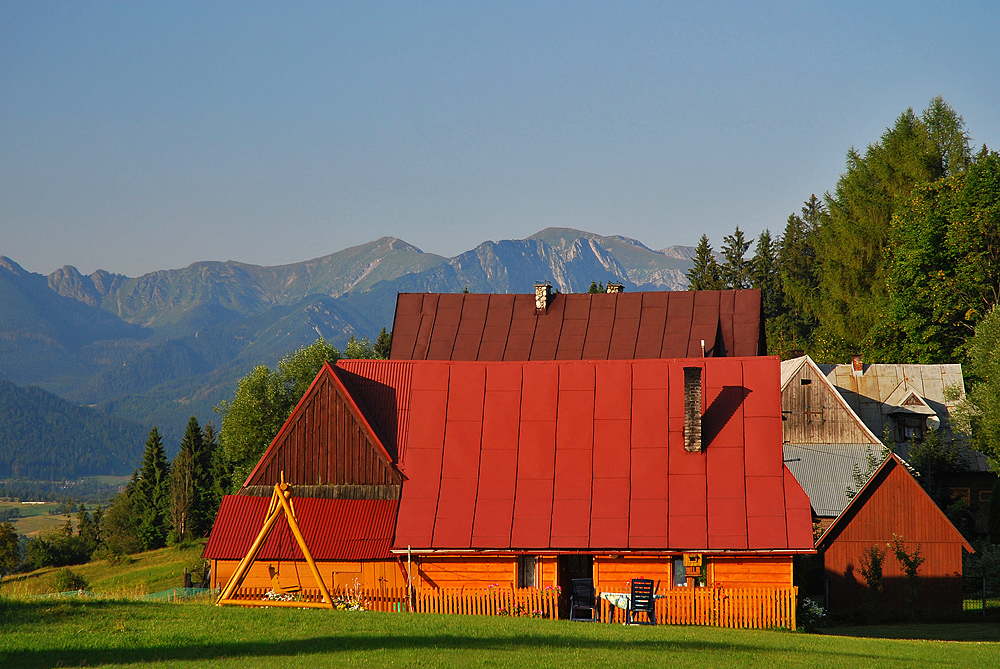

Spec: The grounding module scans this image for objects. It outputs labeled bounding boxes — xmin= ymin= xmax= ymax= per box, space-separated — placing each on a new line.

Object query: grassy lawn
xmin=0 ymin=598 xmax=997 ymax=669
xmin=0 ymin=541 xmax=208 ymax=597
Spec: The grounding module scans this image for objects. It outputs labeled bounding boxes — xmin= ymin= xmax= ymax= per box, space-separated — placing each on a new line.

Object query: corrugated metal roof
xmin=783 ymin=443 xmax=879 ymax=517
xmin=339 ymin=357 xmax=813 ymax=553
xmin=203 ymin=495 xmax=398 ymax=561
xmin=390 ymin=290 xmax=765 ymax=362
xmin=818 ymin=362 xmax=966 ymax=437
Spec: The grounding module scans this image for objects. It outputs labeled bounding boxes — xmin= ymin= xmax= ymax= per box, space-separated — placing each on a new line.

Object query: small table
xmin=598 ymin=592 xmax=664 ymax=623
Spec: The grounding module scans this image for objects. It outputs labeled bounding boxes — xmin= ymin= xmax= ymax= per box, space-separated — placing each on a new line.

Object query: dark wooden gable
xmin=781 ymin=358 xmax=879 ymax=445
xmin=818 ymin=456 xmax=972 ymax=552
xmin=817 ymin=455 xmax=972 ymax=613
xmin=243 ymin=363 xmax=402 ymax=490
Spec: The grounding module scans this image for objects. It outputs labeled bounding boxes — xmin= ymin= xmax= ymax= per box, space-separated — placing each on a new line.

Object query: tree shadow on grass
xmin=822 ymin=623 xmax=1000 ymax=643
xmin=1 ymin=631 xmax=927 ymax=669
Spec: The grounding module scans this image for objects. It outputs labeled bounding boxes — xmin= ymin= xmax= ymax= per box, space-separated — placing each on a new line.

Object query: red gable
xmin=389 ymin=290 xmax=765 ymax=362
xmin=203 ymin=496 xmax=398 ymax=561
xmin=337 ymin=357 xmax=813 ymax=553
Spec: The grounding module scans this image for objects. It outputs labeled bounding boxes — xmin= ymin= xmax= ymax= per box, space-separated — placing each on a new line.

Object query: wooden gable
xmin=243 ymin=363 xmax=402 ymax=491
xmin=817 ymin=455 xmax=972 ymax=613
xmin=780 ymin=356 xmax=880 ymax=445
xmin=817 ymin=455 xmax=972 ymax=553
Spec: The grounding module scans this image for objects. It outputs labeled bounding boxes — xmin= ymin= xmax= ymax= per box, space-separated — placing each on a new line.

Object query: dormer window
xmin=894 ymin=415 xmax=924 ymax=442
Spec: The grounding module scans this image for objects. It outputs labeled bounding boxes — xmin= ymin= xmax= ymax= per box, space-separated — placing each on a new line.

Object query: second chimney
xmin=535 ymin=282 xmax=552 ymax=314
xmin=683 ymin=367 xmax=703 ymax=452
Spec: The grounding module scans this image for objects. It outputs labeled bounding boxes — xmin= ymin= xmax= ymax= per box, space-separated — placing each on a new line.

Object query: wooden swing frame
xmin=216 ymin=474 xmax=334 ymax=609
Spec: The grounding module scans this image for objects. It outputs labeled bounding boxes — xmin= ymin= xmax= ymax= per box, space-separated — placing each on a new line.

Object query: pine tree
xmin=686 ymin=235 xmax=723 ymax=290
xmin=373 ymin=327 xmax=392 ymax=359
xmin=170 ymin=417 xmax=216 ymax=541
xmin=751 ymin=229 xmax=782 ymax=319
xmin=721 ymin=226 xmax=752 ymax=289
xmin=134 ymin=427 xmax=171 ymax=550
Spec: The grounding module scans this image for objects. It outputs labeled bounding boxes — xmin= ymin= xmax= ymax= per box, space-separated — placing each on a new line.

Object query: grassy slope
xmin=0 ymin=541 xmax=207 ymax=597
xmin=0 ymin=601 xmax=997 ymax=669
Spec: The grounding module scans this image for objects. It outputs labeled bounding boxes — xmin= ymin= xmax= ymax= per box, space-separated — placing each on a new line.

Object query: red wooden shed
xmin=816 ymin=454 xmax=973 ymax=615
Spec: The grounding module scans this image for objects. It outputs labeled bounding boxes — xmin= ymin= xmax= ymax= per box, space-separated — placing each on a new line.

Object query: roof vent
xmin=606 ymin=282 xmax=623 ymax=294
xmin=683 ymin=367 xmax=703 ymax=453
xmin=534 ymin=282 xmax=552 ymax=314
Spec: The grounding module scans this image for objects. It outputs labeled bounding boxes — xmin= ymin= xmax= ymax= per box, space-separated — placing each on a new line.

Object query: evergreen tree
xmin=818 ymin=99 xmax=971 ymax=349
xmin=775 ymin=197 xmax=823 ymax=351
xmin=720 ymin=226 xmax=752 ymax=289
xmin=373 ymin=327 xmax=392 ymax=359
xmin=588 ymin=280 xmax=600 ymax=294
xmin=686 ymin=234 xmax=723 ymax=290
xmin=202 ymin=422 xmax=226 ymax=521
xmin=751 ymin=229 xmax=782 ymax=319
xmin=170 ymin=417 xmax=214 ymax=540
xmin=133 ymin=427 xmax=171 ymax=550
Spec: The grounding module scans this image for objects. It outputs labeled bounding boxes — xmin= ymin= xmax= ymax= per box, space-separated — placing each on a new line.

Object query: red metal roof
xmin=203 ymin=496 xmax=398 ymax=561
xmin=336 ymin=357 xmax=813 ymax=553
xmin=389 ymin=290 xmax=765 ymax=362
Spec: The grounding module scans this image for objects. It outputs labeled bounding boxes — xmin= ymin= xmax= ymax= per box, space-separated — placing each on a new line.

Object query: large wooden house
xmin=204 ymin=356 xmax=815 ymax=597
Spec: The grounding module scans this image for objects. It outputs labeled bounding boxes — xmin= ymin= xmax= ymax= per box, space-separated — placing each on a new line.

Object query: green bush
xmin=53 ymin=568 xmax=88 ymax=592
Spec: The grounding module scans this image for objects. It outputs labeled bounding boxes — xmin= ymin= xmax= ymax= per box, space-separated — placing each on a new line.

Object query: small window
xmin=894 ymin=415 xmax=924 ymax=442
xmin=518 ymin=556 xmax=537 ymax=588
xmin=980 ymin=490 xmax=992 ymax=503
xmin=673 ymin=557 xmax=687 ymax=587
xmin=950 ymin=488 xmax=971 ymax=505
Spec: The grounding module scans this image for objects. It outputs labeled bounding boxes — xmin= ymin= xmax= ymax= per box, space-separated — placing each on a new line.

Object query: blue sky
xmin=2 ymin=2 xmax=998 ymax=276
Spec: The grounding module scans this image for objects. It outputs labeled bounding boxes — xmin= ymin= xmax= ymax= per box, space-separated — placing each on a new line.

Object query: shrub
xmin=53 ymin=568 xmax=88 ymax=592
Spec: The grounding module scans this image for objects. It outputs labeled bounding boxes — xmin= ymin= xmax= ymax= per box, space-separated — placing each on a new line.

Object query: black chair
xmin=626 ymin=578 xmax=656 ymax=625
xmin=569 ymin=578 xmax=598 ymax=622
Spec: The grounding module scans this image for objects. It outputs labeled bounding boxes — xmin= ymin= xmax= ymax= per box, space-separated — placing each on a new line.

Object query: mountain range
xmin=0 ymin=228 xmax=695 ymax=463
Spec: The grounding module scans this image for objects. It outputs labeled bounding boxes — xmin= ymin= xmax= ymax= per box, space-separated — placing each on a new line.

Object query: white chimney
xmin=535 ymin=282 xmax=552 ymax=314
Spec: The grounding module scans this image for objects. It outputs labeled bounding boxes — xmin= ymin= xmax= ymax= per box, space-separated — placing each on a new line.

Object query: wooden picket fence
xmin=226 ymin=584 xmax=795 ymax=628
xmin=413 ymin=586 xmax=559 ymax=618
xmin=599 ymin=587 xmax=798 ymax=629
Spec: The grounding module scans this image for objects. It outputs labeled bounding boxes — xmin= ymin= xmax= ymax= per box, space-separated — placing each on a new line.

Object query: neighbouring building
xmin=817 ymin=454 xmax=974 ymax=615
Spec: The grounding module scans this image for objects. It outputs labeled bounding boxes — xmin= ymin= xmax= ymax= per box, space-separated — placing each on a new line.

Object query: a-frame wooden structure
xmin=216 ymin=475 xmax=335 ymax=609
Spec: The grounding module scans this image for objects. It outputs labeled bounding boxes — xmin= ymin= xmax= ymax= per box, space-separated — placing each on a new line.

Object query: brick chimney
xmin=605 ymin=282 xmax=623 ymax=294
xmin=683 ymin=367 xmax=702 ymax=452
xmin=852 ymin=354 xmax=863 ymax=377
xmin=534 ymin=282 xmax=552 ymax=314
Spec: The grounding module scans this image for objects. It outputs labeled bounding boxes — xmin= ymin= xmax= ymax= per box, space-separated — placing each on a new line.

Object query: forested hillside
xmin=0 ymin=379 xmax=147 ymax=479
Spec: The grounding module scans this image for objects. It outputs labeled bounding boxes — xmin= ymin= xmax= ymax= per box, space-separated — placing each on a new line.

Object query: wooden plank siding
xmin=246 ymin=369 xmax=402 ymax=488
xmin=781 ymin=362 xmax=877 ymax=444
xmin=819 ymin=457 xmax=971 ymax=615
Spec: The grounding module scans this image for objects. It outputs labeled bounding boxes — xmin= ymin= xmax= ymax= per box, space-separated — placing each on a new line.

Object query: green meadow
xmin=1 ymin=598 xmax=997 ymax=669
